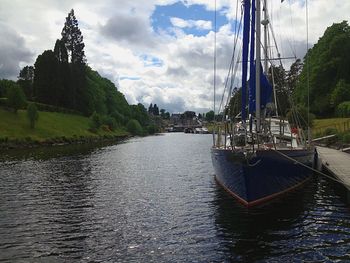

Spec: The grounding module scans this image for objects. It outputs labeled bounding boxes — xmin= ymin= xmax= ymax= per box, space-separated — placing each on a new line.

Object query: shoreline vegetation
xmin=0 ymin=9 xmax=170 ymax=149
xmin=0 ymin=108 xmax=130 ymax=149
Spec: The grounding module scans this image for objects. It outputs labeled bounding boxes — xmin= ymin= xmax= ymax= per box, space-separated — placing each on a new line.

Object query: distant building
xmin=170 ymin=111 xmax=200 ymax=127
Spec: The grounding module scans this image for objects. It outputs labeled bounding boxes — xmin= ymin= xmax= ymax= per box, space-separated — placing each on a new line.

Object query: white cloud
xmin=170 ymin=17 xmax=212 ymax=30
xmin=0 ymin=0 xmax=349 ymax=114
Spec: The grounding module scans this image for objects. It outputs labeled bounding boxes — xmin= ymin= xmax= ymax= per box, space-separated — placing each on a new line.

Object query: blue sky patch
xmin=140 ymin=54 xmax=164 ymax=67
xmin=119 ymin=76 xmax=141 ymax=81
xmin=151 ymin=2 xmax=229 ymax=37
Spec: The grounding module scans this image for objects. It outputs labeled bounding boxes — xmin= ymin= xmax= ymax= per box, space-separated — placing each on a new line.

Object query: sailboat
xmin=211 ymin=0 xmax=316 ymax=207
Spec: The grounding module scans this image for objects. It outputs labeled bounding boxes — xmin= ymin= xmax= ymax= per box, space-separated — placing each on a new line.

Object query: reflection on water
xmin=0 ymin=133 xmax=350 ymax=262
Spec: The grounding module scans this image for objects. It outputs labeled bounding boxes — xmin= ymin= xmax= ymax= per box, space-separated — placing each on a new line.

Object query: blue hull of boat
xmin=211 ymin=148 xmax=315 ymax=207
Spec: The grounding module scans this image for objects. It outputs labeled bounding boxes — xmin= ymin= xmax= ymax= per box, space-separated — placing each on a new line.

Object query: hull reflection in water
xmin=211 ymin=147 xmax=315 ymax=207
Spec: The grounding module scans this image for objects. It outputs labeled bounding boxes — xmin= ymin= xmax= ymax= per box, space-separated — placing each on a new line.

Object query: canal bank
xmin=0 ymin=108 xmax=132 ymax=150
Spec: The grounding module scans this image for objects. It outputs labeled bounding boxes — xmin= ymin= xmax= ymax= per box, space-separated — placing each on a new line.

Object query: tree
xmin=54 ymin=39 xmax=72 ymax=108
xmin=61 ymin=9 xmax=87 ymax=114
xmin=7 ymin=83 xmax=27 ymax=113
xmin=336 ymin=101 xmax=350 ymax=117
xmin=27 ymin=103 xmax=39 ymax=128
xmin=33 ymin=50 xmax=61 ymax=106
xmin=160 ymin=108 xmax=166 ymax=118
xmin=205 ymin=110 xmax=215 ymax=122
xmin=126 ymin=119 xmax=143 ymax=135
xmin=0 ymin=79 xmax=17 ymax=97
xmin=61 ymin=9 xmax=86 ymax=65
xmin=330 ymin=79 xmax=350 ymax=108
xmin=17 ymin=66 xmax=34 ymax=100
xmin=228 ymin=87 xmax=242 ymax=118
xmin=153 ymin=104 xmax=159 ymax=115
xmin=148 ymin=103 xmax=153 ymax=114
xmin=295 ymin=21 xmax=350 ymax=116
xmin=130 ymin=103 xmax=149 ymax=126
xmin=89 ymin=111 xmax=102 ymax=131
xmin=286 ymin=59 xmax=302 ymax=95
xmin=268 ymin=64 xmax=288 ymax=116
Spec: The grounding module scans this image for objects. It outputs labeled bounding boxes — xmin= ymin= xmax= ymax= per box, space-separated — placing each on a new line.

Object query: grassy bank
xmin=0 ymin=108 xmax=128 ymax=147
xmin=313 ymin=118 xmax=350 ymax=136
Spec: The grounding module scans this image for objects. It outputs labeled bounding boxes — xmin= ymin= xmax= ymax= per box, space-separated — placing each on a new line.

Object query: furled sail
xmin=241 ymin=0 xmax=250 ymax=122
xmin=249 ymin=63 xmax=273 ymax=112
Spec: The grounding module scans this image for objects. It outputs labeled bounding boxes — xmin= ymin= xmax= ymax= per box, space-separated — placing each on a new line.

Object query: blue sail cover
xmin=249 ymin=0 xmax=256 ymax=114
xmin=249 ymin=63 xmax=273 ymax=112
xmin=241 ymin=0 xmax=250 ymax=122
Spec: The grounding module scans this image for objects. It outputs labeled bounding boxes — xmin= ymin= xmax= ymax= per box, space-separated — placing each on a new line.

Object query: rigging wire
xmin=306 ymin=0 xmax=310 ymax=145
xmin=213 ymin=0 xmax=217 ymax=118
xmin=217 ymin=0 xmax=243 ymax=117
xmin=272 ymin=148 xmax=350 ymax=189
xmin=212 ymin=0 xmax=217 ymax=146
xmin=288 ymin=0 xmax=297 ymax=57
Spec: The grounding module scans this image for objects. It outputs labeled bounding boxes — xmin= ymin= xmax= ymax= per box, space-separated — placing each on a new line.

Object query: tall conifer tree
xmin=61 ymin=9 xmax=86 ymax=65
xmin=61 ymin=9 xmax=88 ymax=114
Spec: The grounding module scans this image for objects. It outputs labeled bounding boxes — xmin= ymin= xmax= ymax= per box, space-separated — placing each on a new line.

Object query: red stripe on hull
xmin=215 ymin=175 xmax=312 ymax=207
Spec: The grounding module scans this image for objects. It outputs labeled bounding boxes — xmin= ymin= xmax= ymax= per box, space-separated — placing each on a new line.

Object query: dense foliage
xmin=336 ymin=101 xmax=350 ymax=117
xmin=295 ymin=21 xmax=350 ymax=116
xmin=7 ymin=83 xmax=26 ymax=113
xmin=126 ymin=119 xmax=143 ymax=135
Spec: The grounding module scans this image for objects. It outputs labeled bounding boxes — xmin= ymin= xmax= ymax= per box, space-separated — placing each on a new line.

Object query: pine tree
xmin=153 ymin=104 xmax=159 ymax=115
xmin=61 ymin=9 xmax=86 ymax=65
xmin=61 ymin=9 xmax=88 ymax=114
xmin=148 ymin=103 xmax=153 ymax=114
xmin=54 ymin=39 xmax=72 ymax=108
xmin=17 ymin=66 xmax=34 ymax=99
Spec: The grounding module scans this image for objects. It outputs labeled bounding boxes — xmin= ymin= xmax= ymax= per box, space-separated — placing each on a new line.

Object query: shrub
xmin=102 ymin=115 xmax=116 ymax=130
xmin=111 ymin=110 xmax=126 ymax=124
xmin=27 ymin=103 xmax=39 ymax=128
xmin=89 ymin=111 xmax=102 ymax=130
xmin=7 ymin=84 xmax=27 ymax=113
xmin=342 ymin=132 xmax=350 ymax=144
xmin=126 ymin=119 xmax=143 ymax=135
xmin=336 ymin=101 xmax=350 ymax=117
xmin=101 ymin=124 xmax=111 ymax=132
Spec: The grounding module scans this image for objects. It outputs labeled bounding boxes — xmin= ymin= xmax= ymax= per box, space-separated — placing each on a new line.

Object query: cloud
xmin=0 ymin=23 xmax=34 ymax=79
xmin=166 ymin=66 xmax=189 ymax=77
xmin=99 ymin=11 xmax=158 ymax=50
xmin=170 ymin=17 xmax=212 ymax=30
xmin=1 ymin=0 xmax=350 ymax=114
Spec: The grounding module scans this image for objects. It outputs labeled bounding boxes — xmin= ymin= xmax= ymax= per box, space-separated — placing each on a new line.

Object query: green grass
xmin=0 ymin=108 xmax=128 ymax=142
xmin=313 ymin=118 xmax=350 ymax=136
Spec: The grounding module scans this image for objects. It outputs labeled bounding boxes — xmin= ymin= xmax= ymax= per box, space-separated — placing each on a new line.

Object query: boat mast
xmin=263 ymin=0 xmax=268 ymax=74
xmin=255 ymin=0 xmax=261 ymax=133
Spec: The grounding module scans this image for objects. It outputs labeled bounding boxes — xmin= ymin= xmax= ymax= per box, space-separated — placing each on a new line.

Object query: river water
xmin=0 ymin=133 xmax=350 ymax=262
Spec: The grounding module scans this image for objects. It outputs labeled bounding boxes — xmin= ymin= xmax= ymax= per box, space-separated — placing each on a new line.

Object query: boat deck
xmin=317 ymin=146 xmax=350 ymax=190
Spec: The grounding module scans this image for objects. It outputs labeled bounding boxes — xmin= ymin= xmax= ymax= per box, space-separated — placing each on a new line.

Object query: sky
xmin=0 ymin=0 xmax=349 ymax=114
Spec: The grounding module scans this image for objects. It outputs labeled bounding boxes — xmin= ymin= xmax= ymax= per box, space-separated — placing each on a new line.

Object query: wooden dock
xmin=317 ymin=146 xmax=350 ymax=190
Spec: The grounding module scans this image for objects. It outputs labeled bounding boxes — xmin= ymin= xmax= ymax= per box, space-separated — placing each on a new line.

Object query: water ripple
xmin=0 ymin=134 xmax=350 ymax=262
